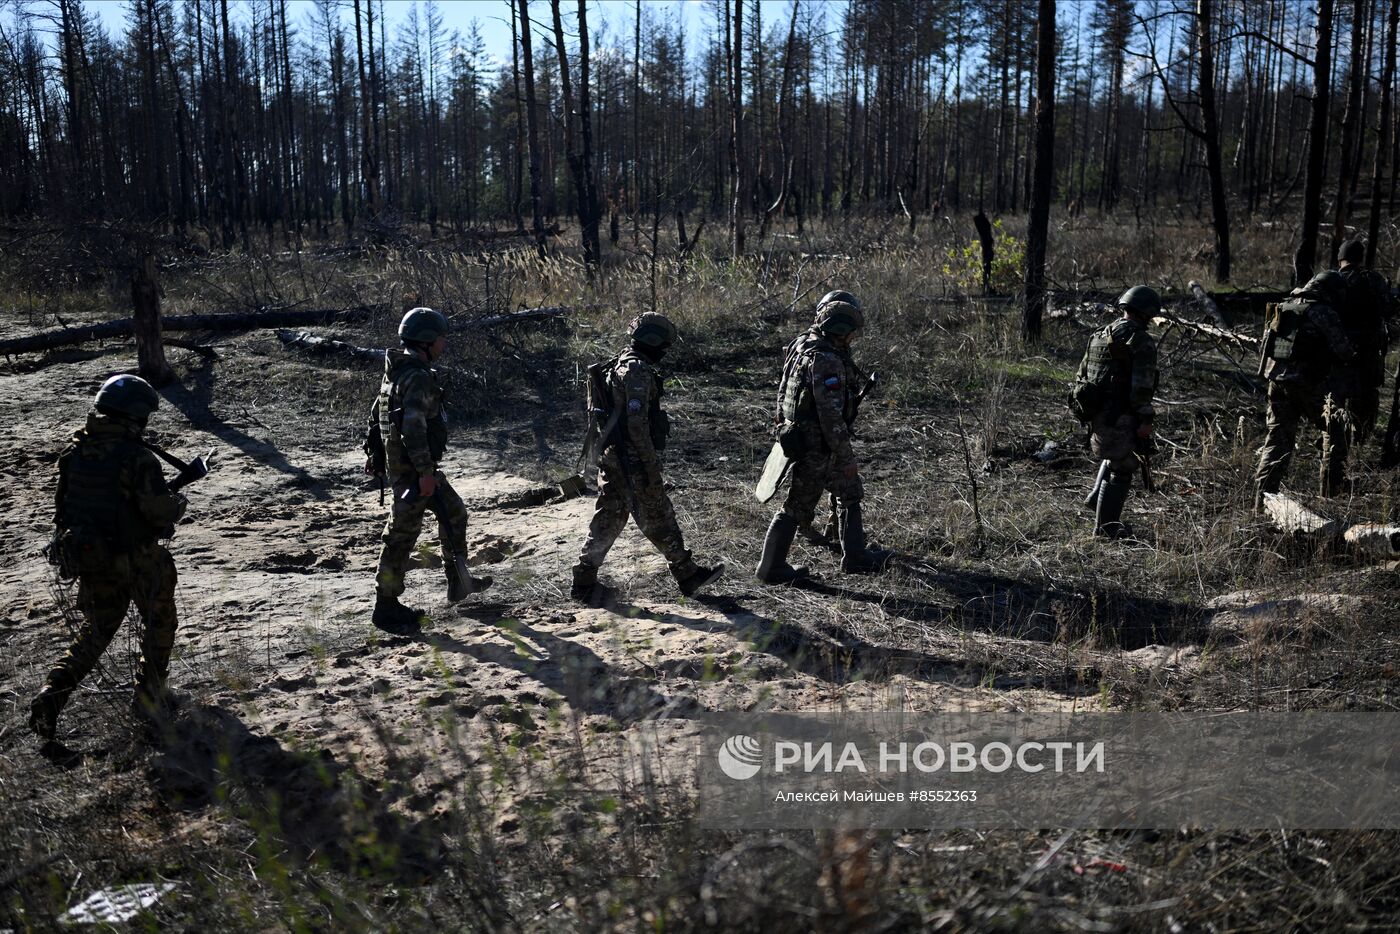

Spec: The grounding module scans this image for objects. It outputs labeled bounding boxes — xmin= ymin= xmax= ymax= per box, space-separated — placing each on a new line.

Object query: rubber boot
xmin=839 ymin=502 xmax=890 ymax=574
xmin=446 ymin=557 xmax=493 ymax=603
xmin=756 ymin=513 xmax=811 ymax=584
xmin=1094 ymin=471 xmax=1133 ymax=539
xmin=570 ymin=563 xmax=603 ymax=603
xmin=373 ymin=590 xmax=421 ymax=635
xmin=674 ymin=561 xmax=725 ymax=597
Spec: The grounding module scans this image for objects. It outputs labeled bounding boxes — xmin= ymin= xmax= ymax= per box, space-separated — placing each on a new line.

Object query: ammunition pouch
xmin=427 ymin=417 xmax=448 ymax=463
xmin=1067 ymin=380 xmax=1106 ymax=424
xmin=1264 ymin=301 xmax=1303 ymax=363
xmin=45 ymin=526 xmax=110 ymax=579
xmin=777 ymin=422 xmax=808 ymax=458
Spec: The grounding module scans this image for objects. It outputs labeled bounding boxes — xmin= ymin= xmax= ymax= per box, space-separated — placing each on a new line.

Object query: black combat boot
xmin=570 ymin=563 xmax=606 ymax=604
xmin=446 ymin=557 xmax=493 ymax=603
xmin=132 ymin=648 xmax=175 ymax=734
xmin=1094 ymin=471 xmax=1134 ymax=539
xmin=28 ymin=685 xmax=69 ymax=741
xmin=839 ymin=502 xmax=890 ymax=574
xmin=674 ymin=561 xmax=725 ymax=597
xmin=756 ymin=513 xmax=811 ymax=585
xmin=373 ymin=590 xmax=422 ymax=635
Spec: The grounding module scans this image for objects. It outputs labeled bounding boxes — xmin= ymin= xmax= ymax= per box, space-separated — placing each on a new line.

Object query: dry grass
xmin=2 ymin=212 xmax=1399 ymax=930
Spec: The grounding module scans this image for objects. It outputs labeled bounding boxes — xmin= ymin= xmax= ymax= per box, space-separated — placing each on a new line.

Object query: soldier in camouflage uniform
xmin=570 ymin=313 xmax=724 ymax=601
xmin=1335 ymin=239 xmax=1396 ymax=444
xmin=1254 ymin=272 xmax=1358 ymax=505
xmin=29 ymin=375 xmax=187 ymax=740
xmin=756 ymin=291 xmax=888 ymax=583
xmin=1072 ymin=286 xmax=1160 ymax=539
xmin=370 ymin=308 xmax=491 ymax=634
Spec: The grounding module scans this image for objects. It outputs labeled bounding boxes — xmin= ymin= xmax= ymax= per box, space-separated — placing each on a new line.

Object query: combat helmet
xmin=629 ymin=312 xmax=677 ymax=349
xmin=399 ymin=307 xmax=449 ymax=345
xmin=1117 ymin=285 xmax=1161 ymax=318
xmin=1302 ymin=271 xmax=1346 ymax=305
xmin=814 ymin=300 xmax=863 ymax=336
xmin=94 ymin=373 xmax=160 ymax=422
xmin=1338 ymin=239 xmax=1365 ymax=264
xmin=817 ymin=290 xmax=861 ymax=313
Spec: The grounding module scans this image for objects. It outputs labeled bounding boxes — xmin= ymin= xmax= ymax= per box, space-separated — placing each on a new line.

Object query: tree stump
xmin=132 ymin=254 xmax=174 ymax=386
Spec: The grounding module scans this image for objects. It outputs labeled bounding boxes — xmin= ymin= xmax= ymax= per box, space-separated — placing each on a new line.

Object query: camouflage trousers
xmin=375 ymin=470 xmax=469 ymax=598
xmin=781 ymin=435 xmax=863 ymax=538
xmin=1254 ymin=381 xmax=1351 ymax=496
xmin=1346 ymin=386 xmax=1380 ymax=447
xmin=43 ymin=544 xmax=178 ymax=707
xmin=576 ymin=449 xmax=698 ymax=577
xmin=1089 ymin=411 xmax=1141 ymax=476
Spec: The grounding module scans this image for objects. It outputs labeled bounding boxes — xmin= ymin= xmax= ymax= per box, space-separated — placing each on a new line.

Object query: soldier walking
xmin=30 ymin=375 xmax=188 ymax=740
xmin=369 ymin=308 xmax=491 ymax=635
xmin=1335 ymin=239 xmax=1396 ymax=444
xmin=570 ymin=313 xmax=724 ymax=601
xmin=756 ymin=291 xmax=888 ymax=584
xmin=1070 ymin=286 xmax=1160 ymax=539
xmin=1254 ymin=272 xmax=1358 ymax=505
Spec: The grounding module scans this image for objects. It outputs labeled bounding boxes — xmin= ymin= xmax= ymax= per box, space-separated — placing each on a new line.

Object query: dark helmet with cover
xmin=398 ymin=307 xmax=449 ymax=344
xmin=1117 ymin=285 xmax=1161 ymax=318
xmin=814 ymin=300 xmax=864 ymax=336
xmin=1301 ymin=270 xmax=1346 ymax=305
xmin=1338 ymin=239 xmax=1365 ymax=264
xmin=817 ymin=290 xmax=861 ymax=313
xmin=629 ymin=312 xmax=677 ymax=349
xmin=94 ymin=373 xmax=160 ymax=422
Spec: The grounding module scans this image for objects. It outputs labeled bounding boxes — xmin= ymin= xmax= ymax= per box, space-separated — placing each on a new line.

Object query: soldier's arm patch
xmin=823 ymin=375 xmax=842 ymax=390
xmin=627 ymin=398 xmax=643 ymax=414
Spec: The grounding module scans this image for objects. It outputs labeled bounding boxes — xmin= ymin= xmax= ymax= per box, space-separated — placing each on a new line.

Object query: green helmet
xmin=398 ymin=307 xmax=449 ymax=344
xmin=629 ymin=312 xmax=677 ymax=349
xmin=94 ymin=373 xmax=160 ymax=422
xmin=814 ymin=300 xmax=863 ymax=336
xmin=817 ymin=290 xmax=861 ymax=312
xmin=1117 ymin=285 xmax=1161 ymax=318
xmin=1338 ymin=239 xmax=1365 ymax=264
xmin=1302 ymin=271 xmax=1346 ymax=305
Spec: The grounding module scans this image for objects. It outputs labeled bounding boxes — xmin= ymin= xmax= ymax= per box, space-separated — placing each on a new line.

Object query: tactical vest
xmin=1077 ymin=318 xmax=1140 ymax=414
xmin=378 ymin=354 xmax=449 ymax=470
xmin=610 ymin=350 xmax=669 ymax=451
xmin=777 ymin=331 xmax=857 ymax=426
xmin=1263 ymin=300 xmax=1307 ymax=364
xmin=56 ymin=434 xmax=145 ymax=551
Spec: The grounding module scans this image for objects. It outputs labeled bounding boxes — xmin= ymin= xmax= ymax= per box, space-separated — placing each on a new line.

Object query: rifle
xmin=1135 ymin=437 xmax=1156 ymax=493
xmin=142 ymin=441 xmax=214 ymax=493
xmin=848 ymin=370 xmax=880 ymax=427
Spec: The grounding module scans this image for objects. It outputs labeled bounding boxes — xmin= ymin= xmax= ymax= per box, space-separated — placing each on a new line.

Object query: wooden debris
xmin=1263 ymin=492 xmax=1400 ymax=561
xmin=1342 ymin=524 xmax=1400 ymax=559
xmin=0 ymin=304 xmax=581 ymax=357
xmin=1262 ymin=492 xmax=1343 ymax=538
xmin=275 ymin=330 xmax=383 ymax=362
xmin=1188 ymin=279 xmax=1231 ymax=327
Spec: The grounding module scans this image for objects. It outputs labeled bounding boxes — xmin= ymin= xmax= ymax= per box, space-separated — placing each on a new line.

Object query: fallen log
xmin=0 ymin=305 xmax=384 ymax=356
xmin=1262 ymin=492 xmax=1342 ymax=538
xmin=0 ymin=304 xmax=582 ymax=357
xmin=1188 ymin=279 xmax=1231 ymax=328
xmin=275 ymin=306 xmax=584 ymax=363
xmin=1262 ymin=492 xmax=1400 ymax=560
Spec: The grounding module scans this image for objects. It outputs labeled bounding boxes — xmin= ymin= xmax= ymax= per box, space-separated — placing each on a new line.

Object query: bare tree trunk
xmin=1023 ymin=0 xmax=1055 ymax=342
xmin=132 ymin=254 xmax=173 ymax=386
xmin=1366 ymin=0 xmax=1397 ymax=265
xmin=1294 ymin=0 xmax=1334 ymax=284
xmin=577 ymin=1 xmax=602 ymax=273
xmin=352 ymin=0 xmax=382 ymax=223
xmin=728 ymin=0 xmax=746 ymax=258
xmin=517 ymin=0 xmax=548 ymax=259
xmin=550 ymin=0 xmax=599 ymax=279
xmin=1330 ymin=0 xmax=1367 ymax=256
xmin=1197 ymin=0 xmax=1232 ymax=282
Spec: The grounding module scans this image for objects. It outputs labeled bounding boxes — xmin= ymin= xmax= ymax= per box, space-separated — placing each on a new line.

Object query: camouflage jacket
xmin=1076 ymin=316 xmax=1158 ymax=422
xmin=374 ymin=349 xmax=448 ymax=479
xmin=1338 ymin=266 xmax=1395 ymax=385
xmin=1263 ymin=298 xmax=1357 ymax=388
xmin=55 ymin=412 xmax=185 ymax=551
xmin=777 ymin=327 xmax=861 ymax=468
xmin=606 ymin=348 xmax=668 ymax=479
